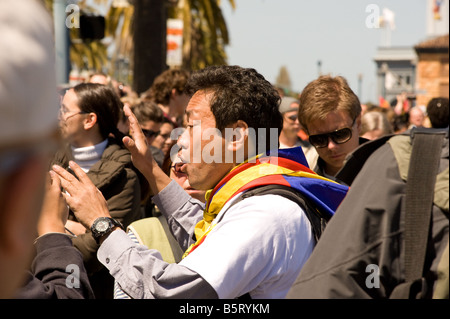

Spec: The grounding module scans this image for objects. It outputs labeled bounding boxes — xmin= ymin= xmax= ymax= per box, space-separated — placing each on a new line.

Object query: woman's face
xmin=58 ymin=89 xmax=89 ymax=146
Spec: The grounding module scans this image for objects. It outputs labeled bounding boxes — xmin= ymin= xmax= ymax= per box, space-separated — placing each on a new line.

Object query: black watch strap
xmin=91 ymin=217 xmax=124 ymax=244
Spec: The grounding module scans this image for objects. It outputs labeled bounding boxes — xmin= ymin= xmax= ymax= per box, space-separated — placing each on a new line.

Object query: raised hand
xmin=122 ymin=104 xmax=156 ymax=179
xmin=37 ymin=171 xmax=69 ymax=236
xmin=52 ymin=161 xmax=111 ymax=229
xmin=122 ymin=104 xmax=172 ymax=193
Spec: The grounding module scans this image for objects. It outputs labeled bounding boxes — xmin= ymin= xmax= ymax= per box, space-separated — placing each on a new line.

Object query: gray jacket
xmin=287 ymin=130 xmax=449 ymax=298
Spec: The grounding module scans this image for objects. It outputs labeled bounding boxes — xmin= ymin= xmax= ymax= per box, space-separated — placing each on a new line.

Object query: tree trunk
xmin=133 ymin=0 xmax=167 ymax=94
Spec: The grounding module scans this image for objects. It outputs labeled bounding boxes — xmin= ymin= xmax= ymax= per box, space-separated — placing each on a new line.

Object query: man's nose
xmin=327 ymin=137 xmax=339 ymax=150
xmin=177 ymin=128 xmax=190 ymax=150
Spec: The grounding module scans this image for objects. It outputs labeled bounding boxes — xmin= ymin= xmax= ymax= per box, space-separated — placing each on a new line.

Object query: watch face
xmin=96 ymin=220 xmax=110 ymax=232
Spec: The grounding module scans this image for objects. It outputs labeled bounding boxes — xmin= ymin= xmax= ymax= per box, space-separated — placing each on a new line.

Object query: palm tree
xmin=44 ymin=0 xmax=235 ymax=86
xmin=168 ymin=0 xmax=236 ymax=70
xmin=44 ymin=0 xmax=121 ymax=75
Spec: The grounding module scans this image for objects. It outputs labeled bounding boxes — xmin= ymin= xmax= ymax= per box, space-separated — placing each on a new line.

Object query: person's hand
xmin=37 ymin=171 xmax=69 ymax=236
xmin=65 ymin=219 xmax=87 ymax=236
xmin=122 ymin=104 xmax=173 ymax=193
xmin=52 ymin=161 xmax=111 ymax=230
xmin=394 ymin=92 xmax=409 ymax=115
xmin=122 ymin=104 xmax=156 ymax=179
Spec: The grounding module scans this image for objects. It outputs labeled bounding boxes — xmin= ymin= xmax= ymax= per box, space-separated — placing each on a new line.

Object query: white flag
xmin=381 ymin=8 xmax=396 ymax=30
xmin=385 ymin=71 xmax=397 ymax=90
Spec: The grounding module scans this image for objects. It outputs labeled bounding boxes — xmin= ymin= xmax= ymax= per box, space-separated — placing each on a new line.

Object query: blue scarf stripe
xmin=283 ymin=175 xmax=348 ymax=218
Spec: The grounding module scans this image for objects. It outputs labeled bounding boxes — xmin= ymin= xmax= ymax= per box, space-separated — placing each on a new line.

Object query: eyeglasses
xmin=59 ymin=107 xmax=88 ymax=121
xmin=309 ymin=120 xmax=355 ymax=148
xmin=64 ymin=111 xmax=88 ymax=121
xmin=159 ymin=133 xmax=171 ymax=140
xmin=170 ymin=162 xmax=184 ymax=174
xmin=286 ymin=114 xmax=298 ymax=122
xmin=142 ymin=129 xmax=160 ymax=138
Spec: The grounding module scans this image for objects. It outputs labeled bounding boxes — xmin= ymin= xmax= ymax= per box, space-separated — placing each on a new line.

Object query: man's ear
xmin=83 ymin=112 xmax=98 ymax=130
xmin=226 ymin=120 xmax=249 ymax=152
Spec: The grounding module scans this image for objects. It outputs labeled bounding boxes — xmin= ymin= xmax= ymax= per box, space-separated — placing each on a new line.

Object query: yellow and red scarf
xmin=182 ymin=147 xmax=348 ymax=258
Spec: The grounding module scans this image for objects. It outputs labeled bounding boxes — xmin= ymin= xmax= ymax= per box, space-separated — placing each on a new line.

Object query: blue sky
xmin=221 ymin=0 xmax=442 ymax=103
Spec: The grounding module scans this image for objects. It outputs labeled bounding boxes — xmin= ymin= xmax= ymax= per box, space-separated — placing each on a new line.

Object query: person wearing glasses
xmin=52 ymin=65 xmax=348 ymax=299
xmin=278 ymin=96 xmax=319 ymax=169
xmin=297 ymin=75 xmax=368 ymax=183
xmin=152 ymin=118 xmax=176 ymax=157
xmin=53 ymin=83 xmax=142 ymax=298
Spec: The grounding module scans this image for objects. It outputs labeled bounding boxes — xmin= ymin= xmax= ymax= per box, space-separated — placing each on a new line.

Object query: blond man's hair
xmin=298 ymin=75 xmax=361 ymax=132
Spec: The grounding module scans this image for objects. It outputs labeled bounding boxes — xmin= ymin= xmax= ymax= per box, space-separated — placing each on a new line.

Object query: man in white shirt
xmin=53 ymin=65 xmax=347 ymax=298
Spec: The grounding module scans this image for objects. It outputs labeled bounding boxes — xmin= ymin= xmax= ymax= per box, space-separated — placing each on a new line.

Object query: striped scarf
xmin=182 ymin=147 xmax=349 ymax=258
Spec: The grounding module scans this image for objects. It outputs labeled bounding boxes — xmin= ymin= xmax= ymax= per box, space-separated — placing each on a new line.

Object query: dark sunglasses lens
xmin=309 ymin=128 xmax=352 ymax=148
xmin=309 ymin=134 xmax=328 ymax=148
xmin=142 ymin=129 xmax=158 ymax=138
xmin=331 ymin=128 xmax=352 ymax=144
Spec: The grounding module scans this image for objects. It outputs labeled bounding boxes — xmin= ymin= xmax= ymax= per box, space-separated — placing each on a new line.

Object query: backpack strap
xmin=390 ymin=128 xmax=446 ymax=298
xmin=229 ymin=184 xmax=327 ymax=243
xmin=404 ymin=129 xmax=446 ymax=281
xmin=232 ymin=184 xmax=327 ymax=299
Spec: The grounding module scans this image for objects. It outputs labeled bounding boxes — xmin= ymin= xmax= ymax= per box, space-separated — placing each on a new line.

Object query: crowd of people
xmin=1 ymin=0 xmax=448 ymax=301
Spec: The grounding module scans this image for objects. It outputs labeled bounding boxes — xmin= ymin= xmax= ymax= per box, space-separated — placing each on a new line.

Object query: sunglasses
xmin=142 ymin=129 xmax=160 ymax=138
xmin=286 ymin=114 xmax=298 ymax=122
xmin=309 ymin=120 xmax=355 ymax=148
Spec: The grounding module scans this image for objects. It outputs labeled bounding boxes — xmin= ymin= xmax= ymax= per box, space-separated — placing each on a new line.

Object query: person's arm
xmin=17 ymin=234 xmax=95 ymax=299
xmin=99 ymin=230 xmax=218 ymax=299
xmin=70 ymin=165 xmax=141 ymax=274
xmin=17 ymin=172 xmax=94 ymax=299
xmin=152 ymin=180 xmax=204 ymax=251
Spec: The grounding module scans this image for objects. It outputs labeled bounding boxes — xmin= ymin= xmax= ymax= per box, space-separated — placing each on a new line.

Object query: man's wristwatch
xmin=91 ymin=217 xmax=124 ymax=244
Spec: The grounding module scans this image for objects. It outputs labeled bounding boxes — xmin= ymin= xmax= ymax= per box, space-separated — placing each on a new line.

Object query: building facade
xmin=373 ymin=47 xmax=418 ymax=105
xmin=414 ymin=34 xmax=449 ymax=107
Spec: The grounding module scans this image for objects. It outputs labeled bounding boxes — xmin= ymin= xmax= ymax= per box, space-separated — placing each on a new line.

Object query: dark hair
xmin=72 ymin=83 xmax=125 ymax=144
xmin=185 ymin=65 xmax=282 ymax=152
xmin=131 ymin=100 xmax=164 ymax=124
xmin=427 ymin=97 xmax=449 ymax=128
